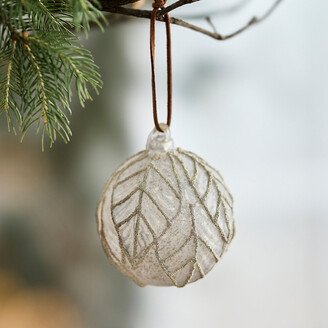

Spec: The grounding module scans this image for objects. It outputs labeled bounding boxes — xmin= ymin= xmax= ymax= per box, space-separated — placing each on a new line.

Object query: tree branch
xmin=99 ymin=0 xmax=283 ymax=41
xmin=181 ymin=0 xmax=253 ymax=20
xmin=160 ymin=0 xmax=200 ymax=15
xmin=105 ymin=0 xmax=141 ymax=5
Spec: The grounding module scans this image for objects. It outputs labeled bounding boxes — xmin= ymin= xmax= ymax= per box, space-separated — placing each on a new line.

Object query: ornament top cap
xmin=146 ymin=123 xmax=174 ymax=153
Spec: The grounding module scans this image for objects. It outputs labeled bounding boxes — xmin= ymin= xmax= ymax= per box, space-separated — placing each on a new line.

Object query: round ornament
xmin=97 ymin=126 xmax=234 ymax=287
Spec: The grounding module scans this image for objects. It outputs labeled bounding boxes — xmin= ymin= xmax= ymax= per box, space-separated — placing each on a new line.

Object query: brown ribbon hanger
xmin=150 ymin=0 xmax=172 ymax=132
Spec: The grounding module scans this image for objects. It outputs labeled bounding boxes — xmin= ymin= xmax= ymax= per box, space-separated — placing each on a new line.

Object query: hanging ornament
xmin=96 ymin=0 xmax=235 ymax=287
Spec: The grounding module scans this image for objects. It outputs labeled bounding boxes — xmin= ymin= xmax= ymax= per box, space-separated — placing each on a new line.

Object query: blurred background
xmin=0 ymin=0 xmax=327 ymax=327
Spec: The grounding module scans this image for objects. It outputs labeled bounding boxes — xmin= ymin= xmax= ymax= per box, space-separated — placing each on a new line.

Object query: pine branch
xmin=2 ymin=40 xmax=15 ymax=112
xmin=72 ymin=0 xmax=107 ymax=32
xmin=0 ymin=0 xmax=103 ymax=149
xmin=0 ymin=39 xmax=17 ymax=130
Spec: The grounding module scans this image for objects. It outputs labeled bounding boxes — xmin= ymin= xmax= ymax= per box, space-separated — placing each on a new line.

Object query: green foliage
xmin=72 ymin=0 xmax=107 ymax=33
xmin=0 ymin=0 xmax=105 ymax=149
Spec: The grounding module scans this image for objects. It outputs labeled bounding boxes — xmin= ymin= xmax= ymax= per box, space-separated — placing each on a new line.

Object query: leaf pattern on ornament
xmin=148 ymin=150 xmax=234 ymax=287
xmin=98 ymin=147 xmax=234 ymax=287
xmin=110 ymin=152 xmax=182 ymax=268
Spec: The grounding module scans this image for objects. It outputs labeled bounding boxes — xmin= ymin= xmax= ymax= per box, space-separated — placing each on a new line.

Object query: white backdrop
xmin=112 ymin=0 xmax=328 ymax=327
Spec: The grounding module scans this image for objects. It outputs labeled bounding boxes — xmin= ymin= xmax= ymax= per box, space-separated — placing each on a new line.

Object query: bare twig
xmin=181 ymin=0 xmax=253 ymax=20
xmin=99 ymin=0 xmax=283 ymax=41
xmin=160 ymin=0 xmax=200 ymax=15
xmin=205 ymin=16 xmax=217 ymax=34
xmin=105 ymin=0 xmax=141 ymax=5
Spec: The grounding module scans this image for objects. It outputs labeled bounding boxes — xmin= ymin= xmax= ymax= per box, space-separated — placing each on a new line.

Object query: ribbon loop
xmin=150 ymin=0 xmax=172 ymax=132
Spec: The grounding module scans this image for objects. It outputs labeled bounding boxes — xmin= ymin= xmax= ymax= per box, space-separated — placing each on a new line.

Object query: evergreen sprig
xmin=72 ymin=0 xmax=106 ymax=33
xmin=0 ymin=0 xmax=104 ymax=148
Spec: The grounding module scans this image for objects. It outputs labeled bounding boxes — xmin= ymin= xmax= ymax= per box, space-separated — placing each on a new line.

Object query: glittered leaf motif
xmin=97 ymin=145 xmax=234 ymax=287
xmin=109 ymin=152 xmax=182 ymax=268
xmin=176 ymin=150 xmax=234 ymax=242
xmin=151 ymin=150 xmax=233 ymax=287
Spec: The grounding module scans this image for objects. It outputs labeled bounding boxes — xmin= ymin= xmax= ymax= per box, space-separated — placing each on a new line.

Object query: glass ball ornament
xmin=97 ymin=125 xmax=234 ymax=287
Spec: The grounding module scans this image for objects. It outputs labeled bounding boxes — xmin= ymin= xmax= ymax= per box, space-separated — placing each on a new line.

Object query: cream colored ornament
xmin=97 ymin=126 xmax=235 ymax=287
